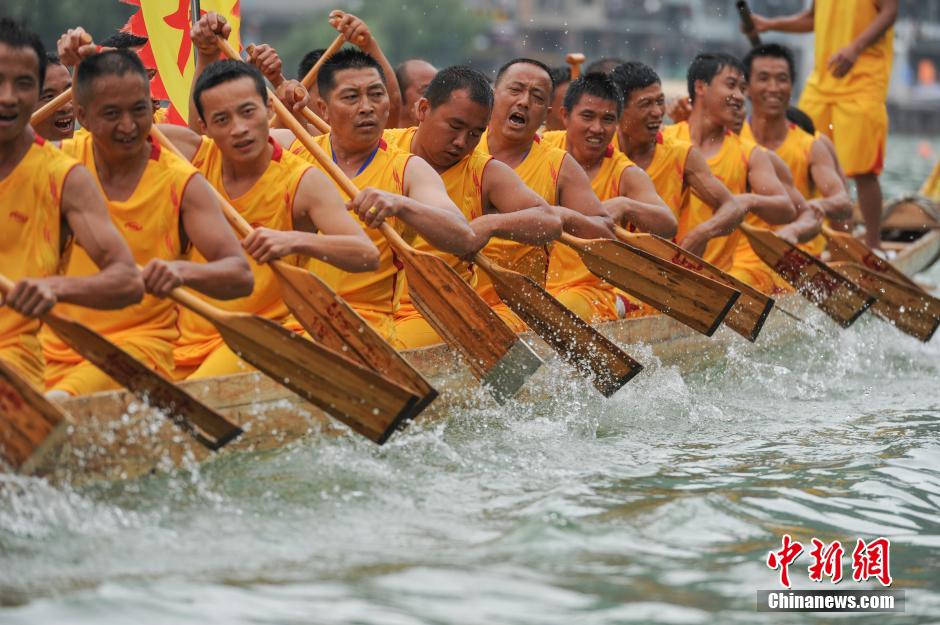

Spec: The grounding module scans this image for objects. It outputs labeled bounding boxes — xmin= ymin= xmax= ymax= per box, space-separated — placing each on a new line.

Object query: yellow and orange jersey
xmin=42 ymin=133 xmax=197 ymax=377
xmin=174 ymin=136 xmax=311 ymax=369
xmin=664 ymin=121 xmax=752 ymax=272
xmin=0 ymin=134 xmax=77 ymax=387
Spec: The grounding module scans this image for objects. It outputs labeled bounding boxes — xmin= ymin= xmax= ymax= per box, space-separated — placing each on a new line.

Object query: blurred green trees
xmin=3 ymin=0 xmax=135 ymax=49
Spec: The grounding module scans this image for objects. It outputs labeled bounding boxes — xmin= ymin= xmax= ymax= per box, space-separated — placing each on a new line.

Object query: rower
xmin=40 ymin=39 xmax=253 ymax=396
xmin=394 ymin=58 xmax=437 ymax=129
xmin=544 ymin=65 xmax=571 ymax=132
xmin=661 ymin=53 xmax=793 ymax=272
xmin=97 ymin=31 xmax=167 ymax=124
xmin=0 ymin=18 xmax=141 ymax=390
xmin=154 ymin=13 xmax=380 ymax=378
xmin=477 ymin=58 xmax=614 ymax=327
xmin=541 ymin=73 xmax=676 ymax=320
xmin=740 ymin=43 xmax=853 ymax=256
xmin=384 ymin=66 xmax=562 ymax=347
xmin=750 ymin=0 xmax=898 ymax=249
xmin=611 ymin=61 xmax=746 ymax=258
xmin=32 ymin=53 xmax=74 ymax=140
xmin=287 ymin=47 xmax=477 ymax=345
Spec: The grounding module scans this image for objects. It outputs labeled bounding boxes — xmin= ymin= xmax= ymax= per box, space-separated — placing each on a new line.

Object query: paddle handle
xmin=736 ymin=1 xmax=762 ymax=47
xmin=565 ymin=53 xmax=585 ymax=80
xmin=0 ymin=272 xmax=14 ymax=294
xmin=31 ymin=88 xmax=74 ymax=126
xmin=301 ymin=33 xmax=345 ymax=89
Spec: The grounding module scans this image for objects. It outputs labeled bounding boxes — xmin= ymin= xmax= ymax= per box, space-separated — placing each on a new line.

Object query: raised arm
xmin=188 ymin=12 xmax=231 ymax=132
xmin=7 ymin=166 xmax=143 ymax=317
xmin=556 ymin=154 xmax=614 ymax=239
xmin=741 ymin=147 xmax=795 ymax=225
xmin=142 ymin=174 xmax=253 ymax=299
xmin=751 ymin=2 xmax=815 ymax=34
xmin=348 ymin=156 xmax=476 ymax=256
xmin=157 ymin=124 xmax=204 ymax=162
xmin=807 ymin=138 xmax=853 ymax=221
xmin=678 ymin=146 xmax=746 ymax=256
xmin=243 ymin=168 xmax=379 ymax=272
xmin=605 ymin=165 xmax=677 ymax=238
xmin=472 ymin=159 xmax=562 ymax=247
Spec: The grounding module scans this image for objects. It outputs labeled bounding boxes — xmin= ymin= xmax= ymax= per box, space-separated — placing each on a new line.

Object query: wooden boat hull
xmin=13 ymin=229 xmax=940 ymax=484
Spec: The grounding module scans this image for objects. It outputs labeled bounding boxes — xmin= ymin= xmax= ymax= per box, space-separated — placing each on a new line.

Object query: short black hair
xmin=99 ymin=31 xmax=149 ymax=49
xmin=585 ymin=57 xmax=626 ymax=75
xmin=786 ymin=106 xmax=815 ymax=135
xmin=74 ymin=49 xmax=147 ymax=105
xmin=0 ymin=17 xmax=47 ymax=90
xmin=317 ymin=47 xmax=385 ymax=97
xmin=46 ymin=52 xmax=62 ymax=66
xmin=549 ymin=66 xmax=571 ymax=91
xmin=563 ymin=72 xmax=623 ymax=117
xmin=297 ymin=48 xmax=327 ymax=81
xmin=193 ymin=59 xmax=267 ymax=120
xmin=495 ymin=57 xmax=554 ymax=89
xmin=687 ymin=52 xmax=745 ymax=103
xmin=743 ymin=42 xmax=797 ymax=83
xmin=424 ymin=65 xmax=493 ymax=110
xmin=610 ymin=61 xmax=661 ymax=105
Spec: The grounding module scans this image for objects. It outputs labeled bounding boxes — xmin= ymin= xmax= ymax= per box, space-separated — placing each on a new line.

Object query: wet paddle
xmin=558 ymin=233 xmax=741 ymax=336
xmin=151 ymin=127 xmax=438 ymax=421
xmin=614 ymin=226 xmax=774 ymax=341
xmin=473 ymin=254 xmax=643 ymax=397
xmin=829 ymin=261 xmax=939 ymax=342
xmin=822 ymin=224 xmax=928 ymax=292
xmin=168 ymin=286 xmax=420 ymax=444
xmin=736 ymin=0 xmax=762 ymax=47
xmin=739 ymin=223 xmax=874 ymax=327
xmin=0 ymin=274 xmax=243 ymax=450
xmin=0 ymin=359 xmax=71 ymax=475
xmin=565 ymin=53 xmax=585 ymax=80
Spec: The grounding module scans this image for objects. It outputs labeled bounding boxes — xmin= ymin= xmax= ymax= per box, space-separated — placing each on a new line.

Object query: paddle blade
xmin=482 ymin=258 xmax=643 ymax=397
xmin=0 ymin=360 xmax=71 ymax=474
xmin=739 ymin=224 xmax=874 ymax=328
xmin=618 ymin=230 xmax=774 ymax=342
xmin=829 ymin=262 xmax=940 ymax=342
xmin=562 ymin=236 xmax=740 ymax=336
xmin=215 ymin=314 xmax=420 ymax=444
xmin=272 ymin=262 xmax=438 ymax=418
xmin=399 ymin=247 xmax=543 ymax=404
xmin=42 ymin=314 xmax=242 ymax=450
xmin=824 ymin=225 xmax=925 ymax=291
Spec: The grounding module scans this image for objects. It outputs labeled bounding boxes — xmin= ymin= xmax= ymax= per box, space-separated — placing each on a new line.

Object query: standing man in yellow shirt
xmin=0 ymin=18 xmax=141 ymax=389
xmin=751 ymin=0 xmax=898 ymax=249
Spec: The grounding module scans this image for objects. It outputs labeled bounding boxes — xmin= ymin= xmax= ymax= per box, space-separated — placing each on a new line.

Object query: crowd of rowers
xmin=0 ymin=10 xmax=855 ymax=400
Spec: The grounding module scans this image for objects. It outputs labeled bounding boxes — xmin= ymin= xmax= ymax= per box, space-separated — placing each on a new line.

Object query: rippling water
xmin=1 ymin=136 xmax=939 ymax=624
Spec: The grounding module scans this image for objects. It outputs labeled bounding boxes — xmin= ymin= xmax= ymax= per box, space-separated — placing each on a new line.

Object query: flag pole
xmin=190 ymin=0 xmax=201 ymax=65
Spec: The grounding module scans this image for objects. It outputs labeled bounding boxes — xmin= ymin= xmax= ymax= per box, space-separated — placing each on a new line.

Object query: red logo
xmin=767 ymin=536 xmax=892 ymax=588
xmin=767 ymin=534 xmax=804 ymax=588
xmin=852 ymin=538 xmax=892 ymax=587
xmin=808 ymin=539 xmax=845 ymax=583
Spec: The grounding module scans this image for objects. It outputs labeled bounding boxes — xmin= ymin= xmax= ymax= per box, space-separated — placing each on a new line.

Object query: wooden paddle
xmin=300 ymin=34 xmax=345 ymax=89
xmin=565 ymin=53 xmax=585 ymax=80
xmin=255 ymin=72 xmax=543 ymax=404
xmin=614 ymin=227 xmax=774 ymax=341
xmin=30 ymin=33 xmax=91 ymax=127
xmin=167 ymin=286 xmax=420 ymax=443
xmin=0 ymin=274 xmax=243 ymax=450
xmin=736 ymin=0 xmax=763 ymax=47
xmin=150 ymin=127 xmax=438 ymax=421
xmin=829 ymin=261 xmax=940 ymax=342
xmin=822 ymin=224 xmax=926 ymax=291
xmin=0 ymin=359 xmax=71 ymax=474
xmin=473 ymin=254 xmax=643 ymax=397
xmin=739 ymin=223 xmax=874 ymax=327
xmin=558 ymin=233 xmax=741 ymax=336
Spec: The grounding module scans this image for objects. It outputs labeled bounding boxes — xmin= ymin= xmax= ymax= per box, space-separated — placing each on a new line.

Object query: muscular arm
xmin=157 ymin=124 xmax=204 ymax=162
xmin=752 ymin=2 xmax=815 ymax=33
xmin=244 ymin=168 xmax=378 ymax=272
xmin=471 ymin=159 xmax=562 ymax=247
xmin=678 ymin=147 xmax=746 ymax=256
xmin=740 ymin=148 xmax=795 ymax=225
xmin=808 ymin=138 xmax=853 ymax=221
xmin=143 ymin=175 xmax=253 ymax=299
xmin=556 ymin=154 xmax=614 ymax=239
xmin=605 ymin=165 xmax=676 ymax=238
xmin=766 ymin=152 xmax=822 ymax=244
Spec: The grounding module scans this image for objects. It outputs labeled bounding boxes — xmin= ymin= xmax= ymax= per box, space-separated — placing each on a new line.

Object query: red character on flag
xmin=851 ymin=537 xmax=892 ymax=586
xmin=808 ymin=538 xmax=844 ymax=583
xmin=767 ymin=534 xmax=804 ymax=588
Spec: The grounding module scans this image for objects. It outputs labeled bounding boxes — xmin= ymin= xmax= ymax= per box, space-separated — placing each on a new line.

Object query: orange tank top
xmin=475 ymin=130 xmax=565 ymax=305
xmin=664 ymin=121 xmax=752 ymax=271
xmin=290 ymin=133 xmax=414 ymax=314
xmin=43 ymin=133 xmax=195 ymax=371
xmin=174 ymin=136 xmax=310 ymax=367
xmin=0 ymin=135 xmax=76 ymax=351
